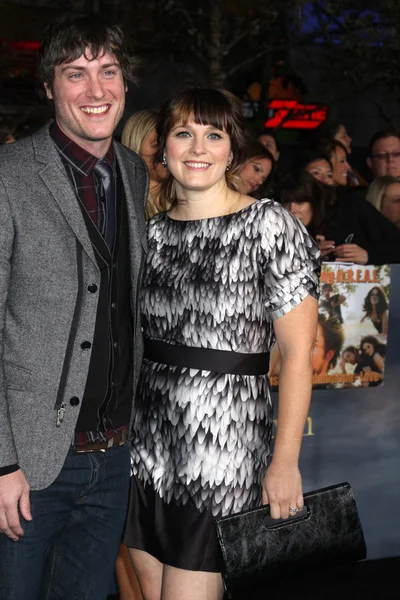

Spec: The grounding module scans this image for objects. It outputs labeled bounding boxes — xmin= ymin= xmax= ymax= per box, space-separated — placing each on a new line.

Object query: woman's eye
xmin=176 ymin=131 xmax=191 ymax=138
xmin=253 ymin=165 xmax=261 ymax=173
xmin=208 ymin=133 xmax=222 ymax=140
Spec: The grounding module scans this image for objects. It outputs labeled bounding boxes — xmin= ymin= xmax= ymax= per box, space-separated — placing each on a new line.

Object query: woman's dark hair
xmin=275 ymin=168 xmax=331 ymax=235
xmin=362 ymin=287 xmax=389 ymax=318
xmin=342 ymin=345 xmax=361 ymax=364
xmin=292 ymin=149 xmax=333 ymax=173
xmin=256 ymin=129 xmax=280 ymax=152
xmin=314 ymin=138 xmax=348 ymax=162
xmin=318 ymin=313 xmax=345 ymax=369
xmin=38 ymin=13 xmax=137 ymax=87
xmin=242 ymin=140 xmax=275 ymax=165
xmin=360 ymin=335 xmax=386 ymax=357
xmin=310 ymin=121 xmax=343 ymax=144
xmin=241 ymin=141 xmax=276 ymax=199
xmin=156 ymin=87 xmax=249 ymax=210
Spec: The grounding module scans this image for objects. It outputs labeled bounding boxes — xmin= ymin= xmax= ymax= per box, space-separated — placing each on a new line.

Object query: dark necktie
xmin=93 ymin=160 xmax=115 ymax=251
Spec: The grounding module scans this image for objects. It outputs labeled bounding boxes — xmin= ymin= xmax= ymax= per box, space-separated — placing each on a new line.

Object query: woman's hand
xmin=315 ymin=235 xmax=335 ymax=258
xmin=262 ymin=460 xmax=303 ymax=519
xmin=333 ymin=243 xmax=368 ymax=264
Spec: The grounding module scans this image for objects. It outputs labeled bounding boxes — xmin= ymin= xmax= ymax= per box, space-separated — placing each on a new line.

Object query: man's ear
xmin=366 ymin=156 xmax=372 ymax=170
xmin=44 ymin=82 xmax=53 ymax=100
xmin=326 ymin=349 xmax=336 ymax=368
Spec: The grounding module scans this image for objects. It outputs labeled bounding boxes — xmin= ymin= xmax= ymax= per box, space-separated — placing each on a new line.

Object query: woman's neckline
xmin=164 ymin=198 xmax=266 ymax=223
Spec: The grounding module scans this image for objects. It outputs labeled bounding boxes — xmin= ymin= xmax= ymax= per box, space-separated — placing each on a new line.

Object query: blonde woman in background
xmin=366 ymin=175 xmax=400 ymax=229
xmin=118 ymin=109 xmax=167 ymax=600
xmin=122 ymin=109 xmax=167 ymax=219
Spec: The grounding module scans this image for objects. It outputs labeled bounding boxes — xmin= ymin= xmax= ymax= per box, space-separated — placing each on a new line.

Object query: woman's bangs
xmin=170 ymin=91 xmax=232 ymax=134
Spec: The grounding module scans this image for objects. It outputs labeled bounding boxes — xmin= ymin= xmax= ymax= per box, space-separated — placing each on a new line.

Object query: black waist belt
xmin=144 ymin=339 xmax=270 ymax=376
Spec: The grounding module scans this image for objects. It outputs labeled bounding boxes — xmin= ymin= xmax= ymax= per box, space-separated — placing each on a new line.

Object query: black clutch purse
xmin=215 ymin=482 xmax=367 ymax=599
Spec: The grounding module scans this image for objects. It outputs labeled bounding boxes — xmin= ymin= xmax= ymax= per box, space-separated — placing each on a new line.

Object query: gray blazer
xmin=0 ymin=125 xmax=148 ymax=490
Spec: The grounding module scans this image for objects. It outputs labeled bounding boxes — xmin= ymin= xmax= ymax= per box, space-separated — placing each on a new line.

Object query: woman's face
xmin=334 ymin=125 xmax=352 ymax=155
xmin=362 ymin=342 xmax=374 ymax=356
xmin=382 ymin=182 xmax=400 ymax=228
xmin=239 ymin=157 xmax=272 ymax=194
xmin=140 ymin=128 xmax=167 ymax=183
xmin=165 ymin=120 xmax=232 ymax=194
xmin=369 ymin=288 xmax=380 ymax=305
xmin=286 ymin=201 xmax=313 ymax=227
xmin=331 ymin=146 xmax=351 ymax=186
xmin=305 ymin=159 xmax=334 ymax=186
xmin=257 ymin=134 xmax=280 ymax=161
xmin=343 ymin=350 xmax=356 ymax=365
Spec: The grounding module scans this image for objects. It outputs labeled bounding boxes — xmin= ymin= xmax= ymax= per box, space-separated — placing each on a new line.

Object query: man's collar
xmin=50 ymin=121 xmax=114 ymax=176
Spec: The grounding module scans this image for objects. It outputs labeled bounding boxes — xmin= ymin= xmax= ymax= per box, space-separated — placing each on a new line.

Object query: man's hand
xmin=0 ymin=470 xmax=31 ymax=540
xmin=334 ymin=244 xmax=368 ymax=265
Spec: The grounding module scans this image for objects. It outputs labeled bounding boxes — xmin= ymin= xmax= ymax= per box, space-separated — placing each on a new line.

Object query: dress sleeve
xmin=259 ymin=202 xmax=321 ymax=321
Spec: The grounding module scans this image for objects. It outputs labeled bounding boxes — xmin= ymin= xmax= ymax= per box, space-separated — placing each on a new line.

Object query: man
xmin=367 ymin=131 xmax=400 ymax=179
xmin=320 ymin=283 xmax=346 ymax=324
xmin=0 ymin=14 xmax=148 ymax=600
xmin=312 ymin=313 xmax=345 ymax=376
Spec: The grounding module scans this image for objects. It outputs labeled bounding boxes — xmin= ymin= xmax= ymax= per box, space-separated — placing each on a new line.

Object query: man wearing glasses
xmin=367 ymin=131 xmax=400 ymax=179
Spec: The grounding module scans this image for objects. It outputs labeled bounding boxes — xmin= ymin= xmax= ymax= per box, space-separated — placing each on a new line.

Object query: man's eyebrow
xmin=60 ymin=62 xmax=120 ymax=73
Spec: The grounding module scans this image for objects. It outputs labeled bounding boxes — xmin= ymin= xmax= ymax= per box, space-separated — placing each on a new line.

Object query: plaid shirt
xmin=50 ymin=122 xmax=124 ymax=447
xmin=50 ymin=121 xmax=115 ymax=232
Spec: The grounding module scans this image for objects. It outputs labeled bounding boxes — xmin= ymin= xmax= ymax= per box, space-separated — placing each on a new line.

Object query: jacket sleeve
xmin=0 ymin=175 xmax=19 ymax=468
xmin=356 ymin=198 xmax=400 ymax=265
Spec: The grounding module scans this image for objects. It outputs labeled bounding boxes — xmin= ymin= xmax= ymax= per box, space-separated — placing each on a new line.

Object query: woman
xmin=237 ymin=140 xmax=275 ymax=197
xmin=359 ymin=335 xmax=386 ymax=386
xmin=366 ymin=176 xmax=400 ymax=229
xmin=303 ymin=152 xmax=334 ymax=186
xmin=339 ymin=345 xmax=362 ymax=374
xmin=316 ymin=139 xmax=352 ymax=187
xmin=280 ymin=160 xmax=400 ymax=264
xmin=257 ymin=130 xmax=280 ymax=162
xmin=311 ymin=121 xmax=368 ymax=186
xmin=121 ymin=109 xmax=167 ymax=218
xmin=277 ymin=169 xmax=331 ymax=233
xmin=361 ymin=287 xmax=389 ymax=336
xmin=123 ymin=87 xmax=320 ymax=600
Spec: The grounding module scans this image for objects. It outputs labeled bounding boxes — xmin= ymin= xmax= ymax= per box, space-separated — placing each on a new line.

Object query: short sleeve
xmin=259 ymin=201 xmax=320 ymax=321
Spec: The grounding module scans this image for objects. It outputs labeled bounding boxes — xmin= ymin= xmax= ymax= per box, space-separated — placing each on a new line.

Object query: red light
xmin=264 ymin=99 xmax=328 ymax=130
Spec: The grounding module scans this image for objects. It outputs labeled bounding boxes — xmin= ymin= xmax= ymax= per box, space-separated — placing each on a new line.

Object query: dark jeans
xmin=0 ymin=442 xmax=130 ymax=600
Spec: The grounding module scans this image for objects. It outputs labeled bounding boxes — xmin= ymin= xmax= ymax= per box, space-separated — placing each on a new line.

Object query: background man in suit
xmin=0 ymin=14 xmax=148 ymax=599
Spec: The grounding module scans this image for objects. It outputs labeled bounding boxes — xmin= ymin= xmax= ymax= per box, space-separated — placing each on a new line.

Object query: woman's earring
xmin=162 ymin=155 xmax=168 ymax=167
xmin=226 ymin=161 xmax=232 ymax=171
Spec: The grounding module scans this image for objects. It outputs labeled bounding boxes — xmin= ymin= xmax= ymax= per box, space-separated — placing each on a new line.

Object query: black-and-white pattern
xmin=131 ymin=199 xmax=320 ymax=517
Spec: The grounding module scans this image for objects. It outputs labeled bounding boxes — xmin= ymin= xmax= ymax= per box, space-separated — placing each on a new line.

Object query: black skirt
xmin=123 ymin=476 xmax=224 ymax=572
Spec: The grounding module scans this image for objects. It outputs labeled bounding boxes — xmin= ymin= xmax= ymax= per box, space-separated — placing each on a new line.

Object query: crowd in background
xmin=3 ymin=107 xmax=400 ymax=269
xmin=112 ymin=106 xmax=400 ymax=266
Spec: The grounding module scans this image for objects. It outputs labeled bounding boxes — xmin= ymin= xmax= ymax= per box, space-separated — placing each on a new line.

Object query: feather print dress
xmin=124 ymin=199 xmax=320 ymax=571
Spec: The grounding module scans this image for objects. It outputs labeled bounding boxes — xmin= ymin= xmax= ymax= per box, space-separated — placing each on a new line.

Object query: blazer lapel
xmin=115 ymin=143 xmax=147 ymax=275
xmin=33 ymin=127 xmax=97 ymax=267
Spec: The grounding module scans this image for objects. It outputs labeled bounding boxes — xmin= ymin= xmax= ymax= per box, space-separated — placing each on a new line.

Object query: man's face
xmin=45 ymin=49 xmax=126 ymax=156
xmin=323 ymin=286 xmax=331 ymax=299
xmin=367 ymin=136 xmax=400 ymax=178
xmin=312 ymin=323 xmax=335 ymax=375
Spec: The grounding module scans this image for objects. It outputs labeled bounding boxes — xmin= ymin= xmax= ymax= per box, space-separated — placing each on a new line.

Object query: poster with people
xmin=269 ymin=263 xmax=390 ymax=390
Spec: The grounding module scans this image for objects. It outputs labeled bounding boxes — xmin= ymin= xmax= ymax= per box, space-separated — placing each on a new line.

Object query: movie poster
xmin=269 ymin=263 xmax=391 ymax=391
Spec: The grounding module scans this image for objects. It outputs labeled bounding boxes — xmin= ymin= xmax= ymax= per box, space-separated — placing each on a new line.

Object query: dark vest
xmin=76 ymin=162 xmax=133 ymax=431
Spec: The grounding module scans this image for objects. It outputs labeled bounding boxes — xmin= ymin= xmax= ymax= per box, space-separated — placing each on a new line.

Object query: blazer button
xmin=88 ymin=284 xmax=98 ymax=293
xmin=70 ymin=397 xmax=80 ymax=406
xmin=81 ymin=341 xmax=92 ymax=350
